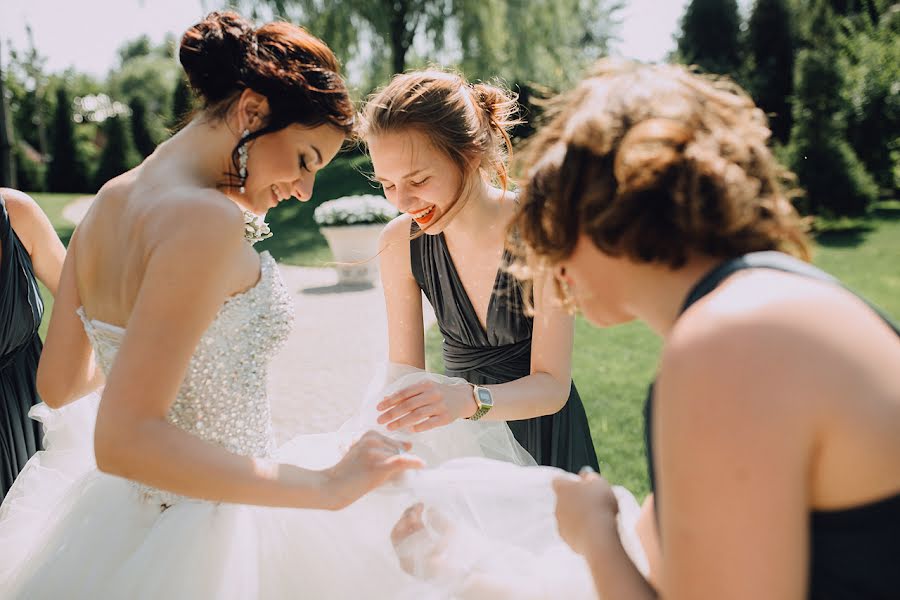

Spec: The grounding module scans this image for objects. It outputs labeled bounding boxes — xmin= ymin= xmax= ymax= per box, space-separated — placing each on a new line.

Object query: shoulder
xmin=144 ymin=190 xmax=246 ymax=262
xmin=379 ymin=213 xmax=415 ymax=261
xmin=0 ymin=188 xmax=54 ymax=253
xmin=379 ymin=213 xmax=418 ymax=284
xmin=658 ymin=270 xmax=855 ymax=421
xmin=379 ymin=212 xmax=415 ymax=248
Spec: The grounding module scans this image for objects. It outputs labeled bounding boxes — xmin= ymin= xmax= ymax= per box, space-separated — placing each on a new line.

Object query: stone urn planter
xmin=314 ymin=195 xmax=399 ymax=285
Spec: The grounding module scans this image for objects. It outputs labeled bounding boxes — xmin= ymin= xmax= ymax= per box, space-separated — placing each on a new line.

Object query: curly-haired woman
xmin=515 ymin=60 xmax=900 ymax=599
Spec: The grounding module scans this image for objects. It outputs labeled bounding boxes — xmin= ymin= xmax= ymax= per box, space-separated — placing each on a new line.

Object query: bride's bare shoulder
xmin=90 ymin=174 xmax=245 ymax=259
xmin=146 ymin=190 xmax=245 ymax=255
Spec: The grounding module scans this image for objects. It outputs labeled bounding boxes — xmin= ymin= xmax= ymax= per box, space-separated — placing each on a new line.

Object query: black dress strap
xmin=679 ymin=251 xmax=899 ymax=335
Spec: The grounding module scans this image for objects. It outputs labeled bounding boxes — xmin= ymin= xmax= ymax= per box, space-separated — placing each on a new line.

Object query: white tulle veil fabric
xmin=0 ymin=365 xmax=646 ymax=599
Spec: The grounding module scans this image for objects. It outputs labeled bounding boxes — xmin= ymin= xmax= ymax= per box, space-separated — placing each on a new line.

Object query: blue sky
xmin=1 ymin=0 xmax=749 ymax=78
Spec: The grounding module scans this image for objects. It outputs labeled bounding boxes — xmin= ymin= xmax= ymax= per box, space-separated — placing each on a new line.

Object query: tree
xmin=129 ymin=96 xmax=156 ymax=158
xmin=745 ymin=0 xmax=796 ymax=142
xmin=838 ymin=1 xmax=899 ymax=191
xmin=170 ymin=74 xmax=195 ymax=130
xmin=787 ymin=0 xmax=878 ymax=215
xmin=676 ymin=0 xmax=743 ymax=76
xmin=234 ymin=0 xmax=621 ymax=90
xmin=0 ymin=41 xmax=17 ymax=188
xmin=47 ymin=85 xmax=88 ymax=193
xmin=107 ymin=36 xmax=179 ymax=143
xmin=93 ymin=115 xmax=140 ymax=191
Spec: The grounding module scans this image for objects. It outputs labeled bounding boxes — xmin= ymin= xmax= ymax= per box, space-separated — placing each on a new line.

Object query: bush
xmin=787 ymin=3 xmax=878 ymax=216
xmin=93 ymin=115 xmax=140 ymax=190
xmin=46 ymin=86 xmax=90 ymax=193
xmin=313 ymin=194 xmax=398 ymax=227
xmin=13 ymin=144 xmax=46 ymax=192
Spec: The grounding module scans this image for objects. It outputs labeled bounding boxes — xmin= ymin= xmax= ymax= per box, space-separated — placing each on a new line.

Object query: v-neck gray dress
xmin=0 ymin=193 xmax=44 ymax=502
xmin=410 ymin=225 xmax=599 ymax=473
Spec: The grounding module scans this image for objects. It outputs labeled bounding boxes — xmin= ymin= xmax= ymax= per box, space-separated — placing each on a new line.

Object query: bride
xmin=0 ymin=11 xmax=643 ymax=600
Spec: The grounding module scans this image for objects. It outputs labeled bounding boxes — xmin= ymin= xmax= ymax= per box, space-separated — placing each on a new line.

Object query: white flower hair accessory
xmin=243 ymin=210 xmax=273 ymax=245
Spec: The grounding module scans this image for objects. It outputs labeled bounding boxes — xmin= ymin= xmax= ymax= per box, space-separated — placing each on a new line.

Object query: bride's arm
xmin=94 ymin=199 xmax=420 ymax=508
xmin=37 ymin=227 xmax=104 ymax=408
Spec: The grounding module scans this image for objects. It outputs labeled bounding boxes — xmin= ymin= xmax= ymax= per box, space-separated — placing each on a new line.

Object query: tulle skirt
xmin=0 ymin=367 xmax=646 ymax=599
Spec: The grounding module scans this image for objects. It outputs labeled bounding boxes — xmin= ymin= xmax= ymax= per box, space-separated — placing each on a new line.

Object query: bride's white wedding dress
xmin=0 ymin=251 xmax=645 ymax=599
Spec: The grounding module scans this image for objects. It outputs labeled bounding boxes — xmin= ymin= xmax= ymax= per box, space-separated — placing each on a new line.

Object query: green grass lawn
xmin=427 ymin=207 xmax=900 ymax=498
xmin=30 ymin=184 xmax=899 ymax=499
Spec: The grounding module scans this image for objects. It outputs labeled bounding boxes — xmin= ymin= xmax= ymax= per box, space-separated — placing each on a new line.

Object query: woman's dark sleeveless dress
xmin=411 ymin=225 xmax=599 ymax=473
xmin=0 ymin=193 xmax=45 ymax=502
xmin=644 ymin=251 xmax=900 ymax=599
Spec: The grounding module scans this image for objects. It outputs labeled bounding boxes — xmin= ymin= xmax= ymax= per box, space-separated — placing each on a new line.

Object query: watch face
xmin=477 ymin=387 xmax=493 ymax=406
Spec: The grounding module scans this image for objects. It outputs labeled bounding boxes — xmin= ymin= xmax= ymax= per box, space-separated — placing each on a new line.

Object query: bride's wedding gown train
xmin=0 ymin=251 xmax=645 ymax=599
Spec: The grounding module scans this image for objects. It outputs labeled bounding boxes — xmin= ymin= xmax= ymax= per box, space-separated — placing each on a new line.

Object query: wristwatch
xmin=466 ymin=384 xmax=494 ymax=421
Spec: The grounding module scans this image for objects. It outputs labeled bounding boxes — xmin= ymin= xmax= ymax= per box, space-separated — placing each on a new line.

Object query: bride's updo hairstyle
xmin=360 ymin=69 xmax=521 ymax=227
xmin=179 ymin=12 xmax=354 ymax=183
xmin=513 ymin=59 xmax=811 ymax=277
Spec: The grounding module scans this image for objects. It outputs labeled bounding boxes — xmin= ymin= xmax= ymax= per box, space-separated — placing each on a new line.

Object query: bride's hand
xmin=553 ymin=468 xmax=620 ymax=558
xmin=324 ymin=431 xmax=424 ymax=510
xmin=376 ymin=381 xmax=476 ymax=433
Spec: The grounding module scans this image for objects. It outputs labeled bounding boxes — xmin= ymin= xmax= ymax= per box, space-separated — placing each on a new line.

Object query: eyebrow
xmin=374 ymin=168 xmax=428 ymax=183
xmin=311 ymin=145 xmax=323 ymax=165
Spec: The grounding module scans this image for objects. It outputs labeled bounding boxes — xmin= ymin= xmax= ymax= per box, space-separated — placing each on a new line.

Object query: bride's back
xmin=74 ymin=166 xmax=166 ymax=327
xmin=72 ymin=156 xmax=252 ymax=329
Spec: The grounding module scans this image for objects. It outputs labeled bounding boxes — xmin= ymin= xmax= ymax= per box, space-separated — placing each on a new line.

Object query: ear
xmin=235 ymin=88 xmax=271 ymax=132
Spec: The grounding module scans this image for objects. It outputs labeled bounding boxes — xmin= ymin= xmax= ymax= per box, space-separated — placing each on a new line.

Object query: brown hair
xmin=359 ymin=69 xmax=521 ymax=225
xmin=513 ymin=58 xmax=811 ymax=274
xmin=179 ymin=11 xmax=354 ymax=186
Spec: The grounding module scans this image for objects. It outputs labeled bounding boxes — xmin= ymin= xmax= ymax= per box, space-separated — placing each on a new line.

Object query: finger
xmin=378 ymin=382 xmax=429 ymax=411
xmin=383 ymin=453 xmax=425 ymax=471
xmin=361 ymin=431 xmax=410 ymax=452
xmin=387 ymin=406 xmax=437 ymax=431
xmin=410 ymin=415 xmax=450 ymax=433
xmin=552 ymin=475 xmax=578 ymax=494
xmin=377 ymin=392 xmax=432 ymax=425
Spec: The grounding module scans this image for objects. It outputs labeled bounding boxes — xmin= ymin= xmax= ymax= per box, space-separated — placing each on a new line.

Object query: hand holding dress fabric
xmin=377 ymin=379 xmax=477 ymax=432
xmin=324 ymin=431 xmax=423 ymax=509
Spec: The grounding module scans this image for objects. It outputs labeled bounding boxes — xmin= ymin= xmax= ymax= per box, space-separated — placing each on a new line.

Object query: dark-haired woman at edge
xmin=0 ymin=188 xmax=68 ymax=502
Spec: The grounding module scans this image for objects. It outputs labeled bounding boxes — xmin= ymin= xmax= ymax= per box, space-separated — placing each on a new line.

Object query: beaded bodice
xmin=77 ymin=251 xmax=293 ymax=503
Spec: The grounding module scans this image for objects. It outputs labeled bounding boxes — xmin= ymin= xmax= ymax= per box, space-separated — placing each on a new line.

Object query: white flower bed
xmin=313 ymin=194 xmax=399 ymax=227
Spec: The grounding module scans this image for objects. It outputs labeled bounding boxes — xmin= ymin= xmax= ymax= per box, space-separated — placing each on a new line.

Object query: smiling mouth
xmin=410 ymin=205 xmax=436 ymax=225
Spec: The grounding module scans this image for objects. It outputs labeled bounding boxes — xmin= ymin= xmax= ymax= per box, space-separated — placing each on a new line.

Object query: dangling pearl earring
xmin=238 ymin=129 xmax=250 ymax=194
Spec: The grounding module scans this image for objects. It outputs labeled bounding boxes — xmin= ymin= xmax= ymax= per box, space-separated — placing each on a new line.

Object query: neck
xmin=622 ymin=256 xmax=722 ymax=338
xmin=149 ymin=116 xmax=243 ymax=205
xmin=442 ymin=176 xmax=505 ymax=240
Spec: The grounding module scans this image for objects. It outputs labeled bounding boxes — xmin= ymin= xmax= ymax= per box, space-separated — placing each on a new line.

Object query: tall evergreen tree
xmin=170 ymin=75 xmax=194 ymax=130
xmin=838 ymin=0 xmax=899 ymax=190
xmin=47 ymin=85 xmax=88 ymax=192
xmin=746 ymin=0 xmax=795 ymax=142
xmin=93 ymin=115 xmax=140 ymax=191
xmin=129 ymin=96 xmax=156 ymax=158
xmin=787 ymin=0 xmax=878 ymax=215
xmin=676 ymin=0 xmax=743 ymax=76
xmin=0 ymin=41 xmax=17 ymax=188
